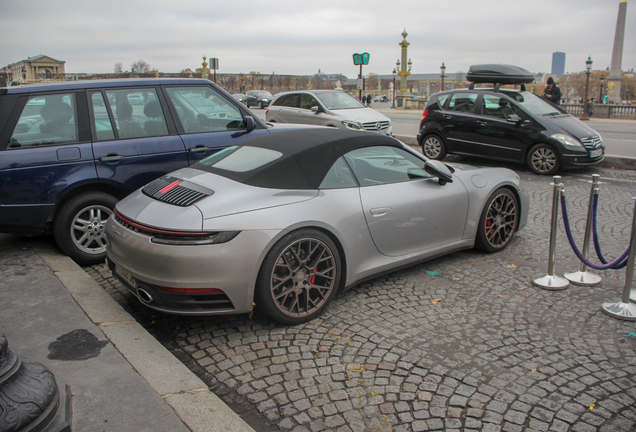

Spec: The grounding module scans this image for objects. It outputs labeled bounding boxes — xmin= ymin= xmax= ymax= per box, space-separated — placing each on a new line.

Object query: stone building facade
xmin=4 ymin=55 xmax=66 ymax=83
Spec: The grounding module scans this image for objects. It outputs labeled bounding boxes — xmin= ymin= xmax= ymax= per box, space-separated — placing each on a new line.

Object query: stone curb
xmin=33 ymin=244 xmax=255 ymax=432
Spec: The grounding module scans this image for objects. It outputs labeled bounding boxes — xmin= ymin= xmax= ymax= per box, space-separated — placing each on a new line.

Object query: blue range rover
xmin=0 ymin=78 xmax=280 ymax=264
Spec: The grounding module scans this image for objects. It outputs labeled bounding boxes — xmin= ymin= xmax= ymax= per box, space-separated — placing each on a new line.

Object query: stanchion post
xmin=564 ymin=174 xmax=602 ymax=286
xmin=602 ymin=196 xmax=636 ymax=320
xmin=533 ymin=176 xmax=570 ymax=290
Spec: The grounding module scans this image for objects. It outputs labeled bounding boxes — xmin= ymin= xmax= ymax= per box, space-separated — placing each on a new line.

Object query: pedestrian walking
xmin=367 ymin=94 xmax=372 ymax=107
xmin=587 ymin=98 xmax=595 ymax=118
xmin=543 ymin=77 xmax=562 ymax=105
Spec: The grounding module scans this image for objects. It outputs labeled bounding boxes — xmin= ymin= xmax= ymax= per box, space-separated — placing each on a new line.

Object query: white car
xmin=266 ymin=90 xmax=392 ymax=135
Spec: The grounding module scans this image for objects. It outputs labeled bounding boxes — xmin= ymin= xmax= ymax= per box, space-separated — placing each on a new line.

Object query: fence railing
xmin=562 ymin=103 xmax=636 ymax=119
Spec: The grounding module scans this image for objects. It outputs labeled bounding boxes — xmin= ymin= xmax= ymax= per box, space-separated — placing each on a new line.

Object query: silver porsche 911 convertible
xmin=105 ymin=128 xmax=529 ymax=324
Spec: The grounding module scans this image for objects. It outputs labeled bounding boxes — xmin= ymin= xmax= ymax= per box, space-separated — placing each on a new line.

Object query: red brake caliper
xmin=310 ymin=267 xmax=317 ymax=284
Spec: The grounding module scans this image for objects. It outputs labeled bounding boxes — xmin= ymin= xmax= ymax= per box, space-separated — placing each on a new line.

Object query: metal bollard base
xmin=564 ymin=270 xmax=602 ymax=286
xmin=532 ymin=274 xmax=570 ymax=290
xmin=602 ymin=301 xmax=636 ymax=321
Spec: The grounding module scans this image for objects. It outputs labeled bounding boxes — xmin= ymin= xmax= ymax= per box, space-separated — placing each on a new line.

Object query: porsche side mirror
xmin=424 ymin=160 xmax=453 ymax=186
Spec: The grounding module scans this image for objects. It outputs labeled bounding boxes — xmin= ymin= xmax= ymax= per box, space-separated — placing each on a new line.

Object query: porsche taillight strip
xmin=113 ymin=209 xmax=210 ymax=237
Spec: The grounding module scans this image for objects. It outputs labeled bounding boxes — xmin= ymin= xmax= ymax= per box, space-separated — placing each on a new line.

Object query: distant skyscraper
xmin=551 ymin=52 xmax=566 ymax=78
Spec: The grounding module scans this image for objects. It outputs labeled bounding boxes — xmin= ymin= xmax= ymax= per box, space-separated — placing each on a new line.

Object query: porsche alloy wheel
xmin=422 ymin=135 xmax=447 ymax=160
xmin=256 ymin=229 xmax=340 ymax=324
xmin=475 ymin=188 xmax=518 ymax=253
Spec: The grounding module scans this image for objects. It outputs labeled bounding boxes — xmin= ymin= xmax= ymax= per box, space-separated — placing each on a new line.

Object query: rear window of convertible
xmin=198 ymin=146 xmax=282 ymax=172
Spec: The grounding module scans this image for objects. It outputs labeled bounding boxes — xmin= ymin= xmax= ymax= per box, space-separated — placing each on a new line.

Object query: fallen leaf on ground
xmin=507 ymin=264 xmax=517 ymax=268
xmin=431 ymin=298 xmax=443 ymax=305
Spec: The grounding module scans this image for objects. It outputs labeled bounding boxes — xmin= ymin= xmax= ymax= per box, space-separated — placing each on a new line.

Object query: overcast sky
xmin=2 ymin=0 xmax=634 ymax=78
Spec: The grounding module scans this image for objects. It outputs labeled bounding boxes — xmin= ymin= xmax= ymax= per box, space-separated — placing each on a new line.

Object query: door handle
xmin=476 ymin=121 xmax=488 ymax=126
xmin=189 ymin=146 xmax=210 ymax=153
xmin=442 ymin=115 xmax=452 ymax=120
xmin=370 ymin=207 xmax=392 ymax=217
xmin=98 ymin=155 xmax=124 ymax=162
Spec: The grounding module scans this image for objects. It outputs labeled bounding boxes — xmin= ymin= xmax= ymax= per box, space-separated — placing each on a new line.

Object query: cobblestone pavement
xmin=85 ymin=162 xmax=636 ymax=432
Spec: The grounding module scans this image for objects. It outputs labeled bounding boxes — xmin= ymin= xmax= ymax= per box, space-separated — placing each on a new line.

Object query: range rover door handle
xmin=442 ymin=115 xmax=452 ymax=120
xmin=477 ymin=121 xmax=488 ymax=126
xmin=98 ymin=155 xmax=124 ymax=162
xmin=189 ymin=146 xmax=210 ymax=153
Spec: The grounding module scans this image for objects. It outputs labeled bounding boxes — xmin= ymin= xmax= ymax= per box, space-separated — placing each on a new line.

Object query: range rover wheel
xmin=527 ymin=144 xmax=560 ymax=175
xmin=422 ymin=135 xmax=447 ymax=160
xmin=255 ymin=229 xmax=341 ymax=325
xmin=53 ymin=192 xmax=118 ymax=265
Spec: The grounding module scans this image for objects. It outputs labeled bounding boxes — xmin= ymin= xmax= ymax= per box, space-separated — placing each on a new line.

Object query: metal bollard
xmin=533 ymin=176 xmax=570 ymax=290
xmin=564 ymin=174 xmax=602 ymax=286
xmin=602 ymin=196 xmax=636 ymax=321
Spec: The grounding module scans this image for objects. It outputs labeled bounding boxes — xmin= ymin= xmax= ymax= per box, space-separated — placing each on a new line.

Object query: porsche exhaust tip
xmin=137 ymin=288 xmax=154 ymax=304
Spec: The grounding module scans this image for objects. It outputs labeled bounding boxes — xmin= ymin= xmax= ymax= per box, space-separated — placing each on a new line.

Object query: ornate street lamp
xmin=201 ymin=55 xmax=208 ymax=80
xmin=581 ymin=56 xmax=593 ymax=121
xmin=599 ymin=75 xmax=605 ymax=103
xmin=391 ymin=68 xmax=397 ymax=108
xmin=440 ymin=62 xmax=446 ymax=90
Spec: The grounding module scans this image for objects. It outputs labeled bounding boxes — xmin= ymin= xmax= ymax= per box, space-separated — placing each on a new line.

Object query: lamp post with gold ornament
xmin=201 ymin=55 xmax=209 ymax=80
xmin=581 ymin=56 xmax=592 ymax=121
xmin=396 ymin=29 xmax=412 ymax=106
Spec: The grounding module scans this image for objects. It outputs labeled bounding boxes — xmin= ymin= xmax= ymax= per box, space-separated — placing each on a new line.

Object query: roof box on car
xmin=466 ymin=64 xmax=534 ymax=91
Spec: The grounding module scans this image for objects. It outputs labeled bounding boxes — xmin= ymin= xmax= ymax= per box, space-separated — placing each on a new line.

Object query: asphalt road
xmin=254 ymin=103 xmax=636 ymax=160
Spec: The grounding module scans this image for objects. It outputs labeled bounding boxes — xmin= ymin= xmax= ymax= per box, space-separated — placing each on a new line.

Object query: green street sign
xmin=353 ymin=52 xmax=370 ymax=66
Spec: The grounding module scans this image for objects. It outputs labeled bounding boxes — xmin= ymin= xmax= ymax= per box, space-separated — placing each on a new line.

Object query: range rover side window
xmin=166 ymin=86 xmax=245 ymax=134
xmin=104 ymin=88 xmax=167 ymax=139
xmin=8 ymin=93 xmax=78 ymax=148
xmin=447 ymin=92 xmax=478 ymax=113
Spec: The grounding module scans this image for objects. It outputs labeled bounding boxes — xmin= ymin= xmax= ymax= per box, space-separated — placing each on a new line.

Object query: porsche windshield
xmin=315 ymin=92 xmax=366 ymax=110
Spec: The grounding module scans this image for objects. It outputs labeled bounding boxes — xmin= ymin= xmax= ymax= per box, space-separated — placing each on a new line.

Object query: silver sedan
xmin=105 ymin=128 xmax=529 ymax=324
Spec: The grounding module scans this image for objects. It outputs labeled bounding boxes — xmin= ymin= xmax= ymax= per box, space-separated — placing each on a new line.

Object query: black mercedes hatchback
xmin=417 ymin=64 xmax=604 ymax=175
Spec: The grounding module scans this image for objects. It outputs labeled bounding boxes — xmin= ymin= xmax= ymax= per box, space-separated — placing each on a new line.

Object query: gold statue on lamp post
xmin=396 ymin=29 xmax=412 ymax=96
xmin=201 ymin=55 xmax=209 ymax=80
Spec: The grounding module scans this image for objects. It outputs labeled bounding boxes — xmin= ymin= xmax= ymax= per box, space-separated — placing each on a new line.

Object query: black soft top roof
xmin=193 ymin=128 xmax=404 ymax=189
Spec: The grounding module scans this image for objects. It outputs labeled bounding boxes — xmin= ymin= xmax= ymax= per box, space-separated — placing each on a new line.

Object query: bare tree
xmin=114 ymin=62 xmax=123 ymax=75
xmin=366 ymin=73 xmax=379 ymax=91
xmin=131 ymin=59 xmax=152 ymax=74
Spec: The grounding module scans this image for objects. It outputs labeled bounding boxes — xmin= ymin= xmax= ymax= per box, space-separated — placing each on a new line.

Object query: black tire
xmin=255 ymin=229 xmax=342 ymax=325
xmin=527 ymin=144 xmax=559 ymax=175
xmin=421 ymin=135 xmax=447 ymax=160
xmin=53 ymin=192 xmax=118 ymax=265
xmin=475 ymin=188 xmax=519 ymax=253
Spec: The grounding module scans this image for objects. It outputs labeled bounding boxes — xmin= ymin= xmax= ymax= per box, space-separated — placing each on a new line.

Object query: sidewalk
xmin=0 ymin=235 xmax=253 ymax=432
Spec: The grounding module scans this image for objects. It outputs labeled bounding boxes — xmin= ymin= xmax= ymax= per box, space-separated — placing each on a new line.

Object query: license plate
xmin=590 ymin=149 xmax=603 ymax=158
xmin=115 ymin=265 xmax=136 ymax=288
